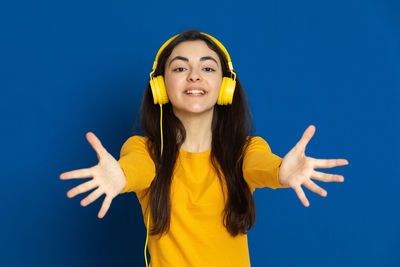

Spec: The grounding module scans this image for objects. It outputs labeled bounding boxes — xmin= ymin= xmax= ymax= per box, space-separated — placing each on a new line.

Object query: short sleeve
xmin=118 ymin=136 xmax=155 ymax=194
xmin=242 ymin=136 xmax=286 ymax=192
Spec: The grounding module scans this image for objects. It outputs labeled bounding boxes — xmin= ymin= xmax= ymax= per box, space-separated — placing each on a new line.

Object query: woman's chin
xmin=173 ymin=105 xmax=215 ymax=117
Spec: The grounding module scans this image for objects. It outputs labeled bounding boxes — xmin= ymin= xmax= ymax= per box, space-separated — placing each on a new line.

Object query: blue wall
xmin=1 ymin=0 xmax=399 ymax=266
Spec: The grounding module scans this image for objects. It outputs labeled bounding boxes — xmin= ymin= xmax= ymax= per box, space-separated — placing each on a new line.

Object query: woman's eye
xmin=204 ymin=67 xmax=215 ymax=72
xmin=173 ymin=67 xmax=185 ymax=72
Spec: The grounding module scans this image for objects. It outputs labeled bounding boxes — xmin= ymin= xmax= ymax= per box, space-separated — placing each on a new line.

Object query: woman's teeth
xmin=185 ymin=90 xmax=206 ymax=95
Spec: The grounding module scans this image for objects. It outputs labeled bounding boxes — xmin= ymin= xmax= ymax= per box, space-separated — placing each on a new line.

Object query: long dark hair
xmin=137 ymin=29 xmax=255 ymax=238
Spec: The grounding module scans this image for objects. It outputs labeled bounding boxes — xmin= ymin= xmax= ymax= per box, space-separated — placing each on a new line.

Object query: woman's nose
xmin=187 ymin=69 xmax=201 ymax=82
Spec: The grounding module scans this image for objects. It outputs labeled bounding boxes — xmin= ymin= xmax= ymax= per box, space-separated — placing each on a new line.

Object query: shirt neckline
xmin=179 ymin=148 xmax=211 ymax=159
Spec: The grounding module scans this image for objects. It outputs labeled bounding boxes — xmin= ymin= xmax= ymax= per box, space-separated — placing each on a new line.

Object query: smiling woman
xmin=59 ymin=29 xmax=349 ymax=267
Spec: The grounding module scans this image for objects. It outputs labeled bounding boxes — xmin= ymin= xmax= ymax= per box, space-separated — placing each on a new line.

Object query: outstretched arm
xmin=278 ymin=125 xmax=349 ymax=207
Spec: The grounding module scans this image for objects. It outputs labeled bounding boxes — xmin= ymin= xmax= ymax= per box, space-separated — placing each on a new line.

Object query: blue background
xmin=1 ymin=0 xmax=399 ymax=266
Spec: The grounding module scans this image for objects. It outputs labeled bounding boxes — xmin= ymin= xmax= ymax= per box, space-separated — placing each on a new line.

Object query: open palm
xmin=278 ymin=125 xmax=349 ymax=207
xmin=59 ymin=132 xmax=126 ymax=218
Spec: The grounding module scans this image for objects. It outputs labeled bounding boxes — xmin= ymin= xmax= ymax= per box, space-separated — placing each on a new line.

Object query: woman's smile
xmin=184 ymin=86 xmax=208 ymax=96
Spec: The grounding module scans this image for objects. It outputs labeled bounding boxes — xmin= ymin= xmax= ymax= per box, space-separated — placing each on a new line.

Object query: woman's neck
xmin=173 ymin=108 xmax=213 ymax=153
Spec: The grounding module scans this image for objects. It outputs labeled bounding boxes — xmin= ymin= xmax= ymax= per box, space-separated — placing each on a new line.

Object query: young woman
xmin=60 ymin=29 xmax=349 ymax=267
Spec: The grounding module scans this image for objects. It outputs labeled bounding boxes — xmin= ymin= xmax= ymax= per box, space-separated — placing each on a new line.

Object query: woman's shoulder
xmin=124 ymin=135 xmax=148 ymax=143
xmin=120 ymin=135 xmax=150 ymax=156
xmin=245 ymin=136 xmax=272 ymax=153
xmin=246 ymin=135 xmax=268 ymax=144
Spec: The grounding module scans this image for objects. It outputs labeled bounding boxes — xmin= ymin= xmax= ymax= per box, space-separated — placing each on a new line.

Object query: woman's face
xmin=164 ymin=40 xmax=223 ymax=117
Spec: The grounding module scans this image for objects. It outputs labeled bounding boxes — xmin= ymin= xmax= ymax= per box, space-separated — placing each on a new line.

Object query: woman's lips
xmin=184 ymin=93 xmax=207 ymax=97
xmin=184 ymin=87 xmax=208 ymax=97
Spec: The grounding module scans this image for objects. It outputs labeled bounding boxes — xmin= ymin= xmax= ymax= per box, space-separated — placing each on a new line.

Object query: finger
xmin=86 ymin=132 xmax=107 ymax=161
xmin=311 ymin=170 xmax=344 ymax=182
xmin=98 ymin=195 xmax=113 ymax=219
xmin=67 ymin=179 xmax=97 ymax=198
xmin=60 ymin=167 xmax=94 ymax=180
xmin=295 ymin=125 xmax=316 ymax=152
xmin=81 ymin=188 xmax=104 ymax=207
xmin=303 ymin=180 xmax=327 ymax=197
xmin=313 ymin=158 xmax=349 ymax=169
xmin=293 ymin=185 xmax=310 ymax=207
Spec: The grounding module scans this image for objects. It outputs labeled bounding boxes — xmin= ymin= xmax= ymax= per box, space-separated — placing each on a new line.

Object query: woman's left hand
xmin=278 ymin=125 xmax=349 ymax=207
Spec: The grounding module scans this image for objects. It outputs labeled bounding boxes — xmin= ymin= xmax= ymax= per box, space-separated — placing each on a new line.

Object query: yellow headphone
xmin=144 ymin=32 xmax=236 ymax=267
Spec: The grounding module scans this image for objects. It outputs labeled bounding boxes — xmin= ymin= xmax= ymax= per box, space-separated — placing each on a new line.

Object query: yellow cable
xmin=145 ymin=103 xmax=163 ymax=267
xmin=145 ymin=210 xmax=150 ymax=267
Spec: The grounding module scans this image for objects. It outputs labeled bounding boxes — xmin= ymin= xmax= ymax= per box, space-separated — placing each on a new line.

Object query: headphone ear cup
xmin=150 ymin=75 xmax=169 ymax=104
xmin=217 ymin=77 xmax=236 ymax=105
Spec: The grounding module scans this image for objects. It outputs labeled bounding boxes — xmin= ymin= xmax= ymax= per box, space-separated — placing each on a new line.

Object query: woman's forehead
xmin=167 ymin=40 xmax=220 ymax=64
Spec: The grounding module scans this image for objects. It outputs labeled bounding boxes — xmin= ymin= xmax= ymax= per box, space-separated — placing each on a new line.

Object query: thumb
xmin=86 ymin=132 xmax=107 ymax=160
xmin=295 ymin=125 xmax=316 ymax=152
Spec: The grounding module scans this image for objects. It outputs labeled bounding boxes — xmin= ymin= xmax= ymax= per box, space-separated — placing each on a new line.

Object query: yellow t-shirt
xmin=118 ymin=136 xmax=286 ymax=267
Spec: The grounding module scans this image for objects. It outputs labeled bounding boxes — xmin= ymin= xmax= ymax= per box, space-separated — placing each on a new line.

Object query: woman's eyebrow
xmin=168 ymin=56 xmax=218 ymax=67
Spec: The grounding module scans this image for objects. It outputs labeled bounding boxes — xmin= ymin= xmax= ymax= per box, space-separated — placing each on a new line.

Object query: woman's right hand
xmin=59 ymin=132 xmax=127 ymax=218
